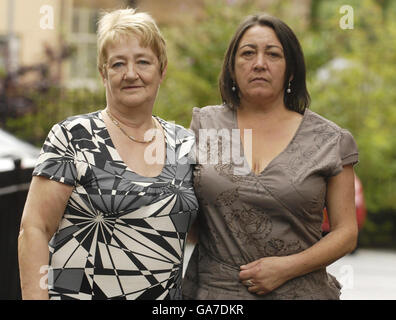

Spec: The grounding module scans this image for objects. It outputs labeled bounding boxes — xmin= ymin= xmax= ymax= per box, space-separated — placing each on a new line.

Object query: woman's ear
xmin=99 ymin=66 xmax=107 ymax=85
xmin=160 ymin=63 xmax=168 ymax=83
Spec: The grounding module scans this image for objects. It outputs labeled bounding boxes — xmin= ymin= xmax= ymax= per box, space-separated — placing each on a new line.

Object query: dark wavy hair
xmin=219 ymin=14 xmax=310 ymax=114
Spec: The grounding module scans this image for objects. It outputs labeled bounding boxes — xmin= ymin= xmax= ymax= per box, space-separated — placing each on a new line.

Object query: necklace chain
xmin=106 ymin=109 xmax=158 ymax=144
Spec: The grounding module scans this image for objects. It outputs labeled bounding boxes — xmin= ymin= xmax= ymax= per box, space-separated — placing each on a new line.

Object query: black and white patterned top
xmin=33 ymin=110 xmax=198 ymax=300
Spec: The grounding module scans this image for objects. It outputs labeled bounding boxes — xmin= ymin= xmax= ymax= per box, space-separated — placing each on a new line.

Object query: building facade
xmin=0 ymin=0 xmax=312 ymax=89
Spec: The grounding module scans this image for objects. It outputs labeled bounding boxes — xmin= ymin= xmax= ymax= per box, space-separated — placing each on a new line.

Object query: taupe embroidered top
xmin=183 ymin=105 xmax=359 ymax=300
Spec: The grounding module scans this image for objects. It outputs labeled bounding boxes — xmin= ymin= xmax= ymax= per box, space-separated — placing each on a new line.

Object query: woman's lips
xmin=122 ymin=85 xmax=143 ymax=90
xmin=250 ymin=77 xmax=269 ymax=83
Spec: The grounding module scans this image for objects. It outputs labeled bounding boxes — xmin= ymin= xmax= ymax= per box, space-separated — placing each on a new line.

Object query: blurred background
xmin=0 ymin=0 xmax=395 ymax=300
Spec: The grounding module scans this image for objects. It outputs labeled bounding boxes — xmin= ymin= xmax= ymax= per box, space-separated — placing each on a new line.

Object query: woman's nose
xmin=253 ymin=53 xmax=267 ymax=71
xmin=124 ymin=62 xmax=138 ymax=80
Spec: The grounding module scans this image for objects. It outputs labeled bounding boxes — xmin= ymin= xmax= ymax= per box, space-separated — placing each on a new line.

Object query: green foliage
xmin=303 ymin=0 xmax=396 ymax=246
xmin=5 ymin=88 xmax=105 ymax=146
xmin=306 ymin=1 xmax=396 ymax=213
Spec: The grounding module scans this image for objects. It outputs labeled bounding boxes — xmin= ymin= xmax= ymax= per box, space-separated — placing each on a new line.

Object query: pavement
xmin=327 ymin=248 xmax=396 ymax=300
xmin=183 ymin=244 xmax=396 ymax=300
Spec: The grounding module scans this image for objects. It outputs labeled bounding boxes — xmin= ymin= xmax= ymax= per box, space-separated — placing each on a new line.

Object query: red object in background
xmin=322 ymin=175 xmax=367 ymax=233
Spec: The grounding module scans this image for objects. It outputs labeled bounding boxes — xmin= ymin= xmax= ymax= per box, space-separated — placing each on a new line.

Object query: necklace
xmin=106 ymin=109 xmax=158 ymax=144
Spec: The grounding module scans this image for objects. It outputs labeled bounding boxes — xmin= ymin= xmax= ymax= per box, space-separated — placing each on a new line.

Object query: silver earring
xmin=232 ymin=81 xmax=236 ymax=92
xmin=287 ymin=81 xmax=292 ymax=94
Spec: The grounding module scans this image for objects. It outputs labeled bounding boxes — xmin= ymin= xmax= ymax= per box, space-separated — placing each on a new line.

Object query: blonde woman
xmin=18 ymin=8 xmax=197 ymax=300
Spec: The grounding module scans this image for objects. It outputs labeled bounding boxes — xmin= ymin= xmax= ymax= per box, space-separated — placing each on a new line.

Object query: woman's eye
xmin=137 ymin=60 xmax=150 ymax=65
xmin=268 ymin=52 xmax=282 ymax=58
xmin=112 ymin=62 xmax=125 ymax=68
xmin=242 ymin=51 xmax=255 ymax=57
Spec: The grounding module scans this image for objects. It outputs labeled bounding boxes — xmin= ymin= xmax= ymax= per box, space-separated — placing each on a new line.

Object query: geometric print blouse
xmin=33 ymin=110 xmax=198 ymax=300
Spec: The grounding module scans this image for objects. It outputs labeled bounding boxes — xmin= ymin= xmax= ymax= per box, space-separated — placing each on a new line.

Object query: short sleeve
xmin=329 ymin=129 xmax=359 ymax=176
xmin=340 ymin=129 xmax=359 ymax=166
xmin=33 ymin=123 xmax=77 ymax=186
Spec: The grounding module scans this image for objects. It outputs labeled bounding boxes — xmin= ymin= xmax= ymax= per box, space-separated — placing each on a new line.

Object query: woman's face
xmin=234 ymin=25 xmax=287 ymax=107
xmin=102 ymin=34 xmax=165 ymax=111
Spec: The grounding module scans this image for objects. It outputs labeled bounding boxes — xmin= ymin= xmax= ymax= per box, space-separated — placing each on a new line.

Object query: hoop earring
xmin=287 ymin=81 xmax=292 ymax=94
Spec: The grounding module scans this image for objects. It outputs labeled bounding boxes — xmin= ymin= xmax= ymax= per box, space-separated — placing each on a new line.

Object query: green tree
xmin=305 ymin=0 xmax=396 ymax=246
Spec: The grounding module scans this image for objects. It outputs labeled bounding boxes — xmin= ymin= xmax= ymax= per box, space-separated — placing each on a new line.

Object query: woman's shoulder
xmin=193 ymin=104 xmax=231 ymax=117
xmin=304 ymin=109 xmax=346 ymax=134
xmin=303 ymin=109 xmax=358 ymax=156
xmin=303 ymin=109 xmax=359 ymax=172
xmin=44 ymin=111 xmax=102 ymax=143
xmin=56 ymin=110 xmax=102 ymax=132
xmin=156 ymin=116 xmax=195 ymax=139
xmin=191 ymin=104 xmax=234 ymax=129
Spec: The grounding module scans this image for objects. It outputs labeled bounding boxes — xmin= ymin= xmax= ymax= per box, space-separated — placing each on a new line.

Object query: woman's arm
xmin=239 ymin=165 xmax=358 ymax=295
xmin=18 ymin=176 xmax=73 ymax=300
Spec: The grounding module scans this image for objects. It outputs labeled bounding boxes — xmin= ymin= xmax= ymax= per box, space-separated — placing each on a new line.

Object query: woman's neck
xmin=238 ymin=95 xmax=289 ymax=121
xmin=105 ymin=104 xmax=154 ymax=130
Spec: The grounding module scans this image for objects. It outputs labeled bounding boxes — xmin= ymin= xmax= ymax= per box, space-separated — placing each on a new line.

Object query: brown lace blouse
xmin=182 ymin=105 xmax=359 ymax=300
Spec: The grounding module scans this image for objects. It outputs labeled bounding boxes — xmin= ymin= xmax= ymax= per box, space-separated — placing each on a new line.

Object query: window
xmin=0 ymin=36 xmax=20 ymax=75
xmin=0 ymin=37 xmax=8 ymax=73
xmin=68 ymin=7 xmax=100 ymax=89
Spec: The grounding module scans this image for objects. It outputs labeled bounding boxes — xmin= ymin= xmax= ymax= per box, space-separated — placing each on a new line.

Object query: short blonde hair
xmin=97 ymin=8 xmax=167 ymax=75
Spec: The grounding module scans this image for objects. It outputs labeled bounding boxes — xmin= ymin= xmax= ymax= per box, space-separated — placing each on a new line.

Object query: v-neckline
xmin=97 ymin=110 xmax=170 ymax=179
xmin=232 ymin=108 xmax=308 ymax=177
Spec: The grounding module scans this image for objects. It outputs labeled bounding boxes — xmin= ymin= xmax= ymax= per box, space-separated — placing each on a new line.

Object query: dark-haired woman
xmin=182 ymin=14 xmax=358 ymax=300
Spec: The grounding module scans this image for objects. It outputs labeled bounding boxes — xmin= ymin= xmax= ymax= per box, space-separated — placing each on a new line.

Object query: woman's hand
xmin=239 ymin=166 xmax=357 ymax=296
xmin=239 ymin=256 xmax=292 ymax=295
